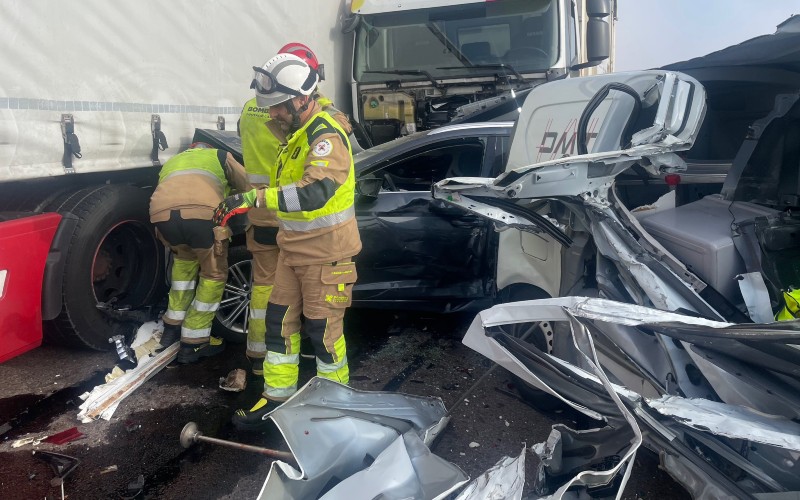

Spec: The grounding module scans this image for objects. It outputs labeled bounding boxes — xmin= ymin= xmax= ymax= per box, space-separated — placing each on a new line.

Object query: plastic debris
xmin=468 ymin=442 xmax=480 ymax=448
xmin=109 ymin=335 xmax=138 ymax=368
xmin=104 ymin=365 xmax=126 ymax=384
xmin=100 ymin=465 xmax=118 ymax=474
xmin=33 ymin=450 xmax=80 ymax=487
xmin=121 ymin=474 xmax=145 ymax=500
xmin=219 ymin=368 xmax=247 ymax=392
xmin=43 ymin=427 xmax=83 ymax=445
xmin=12 ymin=435 xmax=47 ymax=448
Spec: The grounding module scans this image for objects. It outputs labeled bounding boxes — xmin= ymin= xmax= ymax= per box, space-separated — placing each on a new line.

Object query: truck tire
xmin=211 ymin=245 xmax=251 ymax=344
xmin=43 ymin=185 xmax=165 ymax=350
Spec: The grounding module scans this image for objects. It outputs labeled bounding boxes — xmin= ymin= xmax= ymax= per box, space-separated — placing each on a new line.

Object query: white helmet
xmin=251 ymin=53 xmax=319 ymax=108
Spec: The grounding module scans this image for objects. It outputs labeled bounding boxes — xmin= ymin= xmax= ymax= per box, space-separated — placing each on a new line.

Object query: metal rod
xmin=180 ymin=422 xmax=295 ymax=463
xmin=195 ymin=434 xmax=294 ymax=461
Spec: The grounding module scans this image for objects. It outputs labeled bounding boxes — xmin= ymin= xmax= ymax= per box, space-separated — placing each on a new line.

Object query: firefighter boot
xmin=157 ymin=324 xmax=181 ymax=352
xmin=176 ymin=336 xmax=226 ymax=364
xmin=231 ymin=397 xmax=281 ymax=431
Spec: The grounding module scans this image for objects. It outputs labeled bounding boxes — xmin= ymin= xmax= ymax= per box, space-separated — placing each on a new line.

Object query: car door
xmin=354 ymin=136 xmax=497 ymax=309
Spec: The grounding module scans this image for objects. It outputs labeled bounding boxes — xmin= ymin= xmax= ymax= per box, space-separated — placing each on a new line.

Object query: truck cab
xmin=347 ymin=0 xmax=616 ymax=145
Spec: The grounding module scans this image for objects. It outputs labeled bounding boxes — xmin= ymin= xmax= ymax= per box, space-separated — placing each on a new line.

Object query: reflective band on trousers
xmin=247 ymin=341 xmax=266 ymax=354
xmin=181 ymin=326 xmax=212 ymax=338
xmin=163 ymin=168 xmax=223 ymax=189
xmin=281 ymin=183 xmax=302 ymax=212
xmin=278 ymin=205 xmax=355 ymax=232
xmin=264 ymin=384 xmax=297 ymax=398
xmin=164 ymin=309 xmax=187 ymax=321
xmin=171 ymin=280 xmax=196 ymax=291
xmin=249 ymin=308 xmax=266 ymax=320
xmin=267 ymin=351 xmax=300 ymax=365
xmin=247 ymin=173 xmax=271 ymax=185
xmin=191 ymin=299 xmax=220 ymax=312
xmin=317 ymin=355 xmax=348 ymax=374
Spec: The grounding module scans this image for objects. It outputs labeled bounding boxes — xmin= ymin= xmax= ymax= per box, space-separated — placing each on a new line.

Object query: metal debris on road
xmin=257 ymin=377 xmax=468 ymax=500
xmin=455 ymin=446 xmax=526 ymax=500
xmin=108 ymin=334 xmax=138 ymax=368
xmin=179 ymin=421 xmax=294 ymax=462
xmin=78 ymin=323 xmax=177 ymax=423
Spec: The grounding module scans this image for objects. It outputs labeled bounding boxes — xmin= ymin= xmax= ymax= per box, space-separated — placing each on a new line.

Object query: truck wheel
xmin=212 ymin=245 xmax=251 ymax=344
xmin=496 ymin=284 xmax=564 ymax=411
xmin=44 ymin=185 xmax=165 ymax=350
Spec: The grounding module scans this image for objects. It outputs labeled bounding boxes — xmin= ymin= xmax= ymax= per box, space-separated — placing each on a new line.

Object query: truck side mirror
xmin=572 ymin=0 xmax=611 ymax=70
xmin=342 ymin=14 xmax=361 ymax=34
xmin=356 ymin=177 xmax=382 ymax=201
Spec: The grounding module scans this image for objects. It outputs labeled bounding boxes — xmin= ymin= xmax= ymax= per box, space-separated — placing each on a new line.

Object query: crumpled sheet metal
xmin=256 ymin=378 xmax=466 ymax=500
xmin=455 ymin=446 xmax=526 ymax=500
xmin=647 ymin=396 xmax=800 ymax=450
xmin=464 ymin=296 xmax=800 ymax=498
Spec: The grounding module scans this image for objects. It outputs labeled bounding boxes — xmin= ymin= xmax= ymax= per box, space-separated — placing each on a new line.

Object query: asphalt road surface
xmin=0 ymin=310 xmax=690 ymax=499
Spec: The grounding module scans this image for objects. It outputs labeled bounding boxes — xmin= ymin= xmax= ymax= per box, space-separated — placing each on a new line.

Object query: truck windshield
xmin=354 ymin=0 xmax=559 ymax=84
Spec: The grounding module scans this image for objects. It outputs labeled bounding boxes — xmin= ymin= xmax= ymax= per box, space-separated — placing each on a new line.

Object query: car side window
xmin=379 ymin=138 xmax=487 ymax=191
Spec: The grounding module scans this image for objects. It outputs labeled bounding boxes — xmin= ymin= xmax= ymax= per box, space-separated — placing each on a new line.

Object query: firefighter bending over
xmin=149 ymin=143 xmax=249 ymax=363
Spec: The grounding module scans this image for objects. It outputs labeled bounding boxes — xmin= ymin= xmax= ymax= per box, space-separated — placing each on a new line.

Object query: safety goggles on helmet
xmin=188 ymin=141 xmax=213 ymax=149
xmin=250 ymin=65 xmax=317 ymax=98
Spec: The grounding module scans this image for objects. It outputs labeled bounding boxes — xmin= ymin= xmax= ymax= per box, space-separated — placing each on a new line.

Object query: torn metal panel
xmin=647 ymin=396 xmax=800 ymax=450
xmin=321 ymin=432 xmax=468 ymax=500
xmin=455 ymin=446 xmax=525 ymax=500
xmin=683 ymin=345 xmax=800 ymax=420
xmin=465 ymin=296 xmax=800 ymax=497
xmin=737 ymin=272 xmax=775 ymax=324
xmin=257 ymin=378 xmax=465 ymax=500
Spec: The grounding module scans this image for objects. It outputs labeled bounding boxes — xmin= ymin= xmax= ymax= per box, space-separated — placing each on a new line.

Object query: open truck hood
xmin=433 ymin=70 xmax=706 ymax=232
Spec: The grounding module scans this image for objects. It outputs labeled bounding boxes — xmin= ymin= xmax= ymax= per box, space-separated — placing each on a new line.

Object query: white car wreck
xmin=434 ymin=58 xmax=800 ymax=498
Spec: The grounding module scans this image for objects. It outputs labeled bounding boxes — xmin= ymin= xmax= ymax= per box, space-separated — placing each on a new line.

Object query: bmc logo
xmin=536 ymin=118 xmax=599 ymax=161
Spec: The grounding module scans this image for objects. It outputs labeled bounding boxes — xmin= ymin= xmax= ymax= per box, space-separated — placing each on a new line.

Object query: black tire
xmin=212 ymin=245 xmax=252 ymax=344
xmin=43 ymin=185 xmax=165 ymax=350
xmin=496 ymin=284 xmax=565 ymax=411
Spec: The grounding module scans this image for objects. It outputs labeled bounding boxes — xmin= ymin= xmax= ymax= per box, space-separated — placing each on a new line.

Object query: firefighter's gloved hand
xmin=213 ymin=189 xmax=259 ymax=226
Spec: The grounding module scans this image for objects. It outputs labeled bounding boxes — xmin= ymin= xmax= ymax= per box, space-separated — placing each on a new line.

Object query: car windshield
xmin=354 ymin=0 xmax=559 ymax=84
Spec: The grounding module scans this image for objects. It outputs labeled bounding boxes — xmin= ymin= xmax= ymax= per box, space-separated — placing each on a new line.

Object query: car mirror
xmin=356 ymin=177 xmax=382 ymax=201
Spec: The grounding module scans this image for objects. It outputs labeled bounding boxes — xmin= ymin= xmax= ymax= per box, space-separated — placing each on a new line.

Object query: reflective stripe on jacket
xmin=262 ymin=104 xmax=361 ymax=264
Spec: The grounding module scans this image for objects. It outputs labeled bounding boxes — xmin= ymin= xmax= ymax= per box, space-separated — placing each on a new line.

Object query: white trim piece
xmin=0 ymin=270 xmax=6 ymax=298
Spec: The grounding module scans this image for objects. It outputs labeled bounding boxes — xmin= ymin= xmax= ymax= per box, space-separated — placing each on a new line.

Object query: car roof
xmin=354 ymin=121 xmax=514 ymax=171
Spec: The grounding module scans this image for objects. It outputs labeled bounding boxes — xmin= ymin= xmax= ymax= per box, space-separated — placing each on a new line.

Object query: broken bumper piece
xmin=464 ymin=296 xmax=800 ymax=499
xmin=256 ymin=377 xmax=468 ymax=500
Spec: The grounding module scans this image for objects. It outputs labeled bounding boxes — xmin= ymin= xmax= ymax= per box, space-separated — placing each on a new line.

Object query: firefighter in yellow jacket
xmin=149 ymin=143 xmax=249 ymax=363
xmin=237 ymin=43 xmax=350 ymax=381
xmin=214 ymin=53 xmax=361 ymax=428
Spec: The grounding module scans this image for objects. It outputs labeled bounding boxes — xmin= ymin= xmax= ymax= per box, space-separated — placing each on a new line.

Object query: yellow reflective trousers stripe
xmin=165 ymin=258 xmax=199 ymax=324
xmin=245 ymin=284 xmax=273 ymax=358
xmin=182 ymin=277 xmax=225 ymax=342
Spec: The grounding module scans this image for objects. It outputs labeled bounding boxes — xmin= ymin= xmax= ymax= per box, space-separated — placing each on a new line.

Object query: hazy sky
xmin=615 ymin=0 xmax=799 ymax=71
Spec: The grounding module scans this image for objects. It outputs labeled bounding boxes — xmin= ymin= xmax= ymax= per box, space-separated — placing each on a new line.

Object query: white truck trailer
xmin=0 ymin=0 xmax=351 ymax=350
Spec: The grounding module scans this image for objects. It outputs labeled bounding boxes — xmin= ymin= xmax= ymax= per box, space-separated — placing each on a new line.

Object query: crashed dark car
xmin=434 ymin=16 xmax=800 ymax=499
xmin=195 ymin=121 xmax=515 ymax=336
